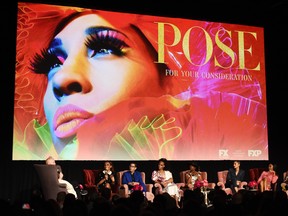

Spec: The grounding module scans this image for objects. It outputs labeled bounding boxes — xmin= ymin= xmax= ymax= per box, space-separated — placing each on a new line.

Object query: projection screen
xmin=13 ymin=2 xmax=268 ymax=160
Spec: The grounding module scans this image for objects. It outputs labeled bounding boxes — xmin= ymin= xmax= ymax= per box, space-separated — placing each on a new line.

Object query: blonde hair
xmin=45 ymin=156 xmax=56 ymax=165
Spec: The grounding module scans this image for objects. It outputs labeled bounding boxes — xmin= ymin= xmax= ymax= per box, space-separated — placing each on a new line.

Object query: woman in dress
xmin=185 ymin=162 xmax=202 ymax=190
xmin=96 ymin=161 xmax=116 ymax=193
xmin=151 ymin=158 xmax=180 ymax=208
xmin=257 ymin=163 xmax=278 ymax=192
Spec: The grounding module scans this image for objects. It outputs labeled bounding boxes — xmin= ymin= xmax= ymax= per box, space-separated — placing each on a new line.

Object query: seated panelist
xmin=122 ymin=162 xmax=147 ymax=192
xmin=185 ymin=162 xmax=202 ymax=190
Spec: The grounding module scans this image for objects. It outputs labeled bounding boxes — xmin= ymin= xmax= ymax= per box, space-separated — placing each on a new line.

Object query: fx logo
xmin=248 ymin=150 xmax=262 ymax=157
xmin=219 ymin=150 xmax=228 ymax=157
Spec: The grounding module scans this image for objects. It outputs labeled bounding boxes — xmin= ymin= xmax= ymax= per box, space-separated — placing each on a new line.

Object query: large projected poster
xmin=13 ymin=2 xmax=268 ymax=160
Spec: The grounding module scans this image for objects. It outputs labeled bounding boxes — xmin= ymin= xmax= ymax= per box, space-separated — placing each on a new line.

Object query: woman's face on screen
xmin=41 ymin=14 xmax=166 ymax=149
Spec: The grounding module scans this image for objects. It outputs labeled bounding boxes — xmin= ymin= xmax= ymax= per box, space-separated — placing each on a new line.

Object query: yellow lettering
xmin=237 ymin=31 xmax=260 ymax=70
xmin=183 ymin=27 xmax=213 ymax=66
xmin=214 ymin=29 xmax=235 ymax=69
xmin=156 ymin=22 xmax=262 ymax=71
xmin=156 ymin=22 xmax=181 ymax=64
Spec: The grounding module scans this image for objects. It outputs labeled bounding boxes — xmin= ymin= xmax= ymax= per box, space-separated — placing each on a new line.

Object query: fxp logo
xmin=248 ymin=150 xmax=262 ymax=157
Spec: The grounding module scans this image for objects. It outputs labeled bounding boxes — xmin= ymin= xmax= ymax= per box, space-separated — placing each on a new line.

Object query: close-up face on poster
xmin=13 ymin=2 xmax=267 ymax=161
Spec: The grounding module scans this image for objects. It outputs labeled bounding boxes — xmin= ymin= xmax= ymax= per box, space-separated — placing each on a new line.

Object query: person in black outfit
xmin=225 ymin=160 xmax=245 ymax=194
xmin=96 ymin=161 xmax=116 ymax=193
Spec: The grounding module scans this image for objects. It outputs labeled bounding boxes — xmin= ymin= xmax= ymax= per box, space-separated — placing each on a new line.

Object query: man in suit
xmin=122 ymin=162 xmax=147 ymax=192
xmin=225 ymin=160 xmax=245 ymax=194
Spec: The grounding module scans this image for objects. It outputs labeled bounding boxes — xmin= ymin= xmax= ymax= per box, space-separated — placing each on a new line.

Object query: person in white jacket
xmin=45 ymin=156 xmax=78 ymax=198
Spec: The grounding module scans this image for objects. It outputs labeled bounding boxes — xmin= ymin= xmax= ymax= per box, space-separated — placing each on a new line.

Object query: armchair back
xmin=34 ymin=164 xmax=67 ymax=200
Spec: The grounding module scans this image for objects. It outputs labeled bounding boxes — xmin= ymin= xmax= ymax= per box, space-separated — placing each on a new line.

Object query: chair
xmin=83 ymin=169 xmax=119 ymax=198
xmin=83 ymin=169 xmax=101 ymax=195
xmin=281 ymin=171 xmax=288 ymax=196
xmin=217 ymin=170 xmax=247 ymax=195
xmin=283 ymin=171 xmax=288 ymax=183
xmin=117 ymin=170 xmax=154 ymax=201
xmin=177 ymin=170 xmax=216 ymax=190
xmin=34 ymin=164 xmax=67 ymax=200
xmin=249 ymin=168 xmax=266 ymax=182
xmin=249 ymin=167 xmax=267 ymax=191
xmin=250 ymin=168 xmax=278 ymax=191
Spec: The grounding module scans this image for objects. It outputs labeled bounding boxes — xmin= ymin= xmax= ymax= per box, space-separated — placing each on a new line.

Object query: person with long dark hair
xmin=185 ymin=162 xmax=202 ymax=190
xmin=152 ymin=158 xmax=180 ymax=208
xmin=257 ymin=163 xmax=278 ymax=192
xmin=96 ymin=161 xmax=116 ymax=193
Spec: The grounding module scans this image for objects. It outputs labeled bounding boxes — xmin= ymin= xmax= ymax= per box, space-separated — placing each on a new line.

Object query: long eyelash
xmin=85 ymin=30 xmax=129 ymax=57
xmin=30 ymin=49 xmax=62 ymax=75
